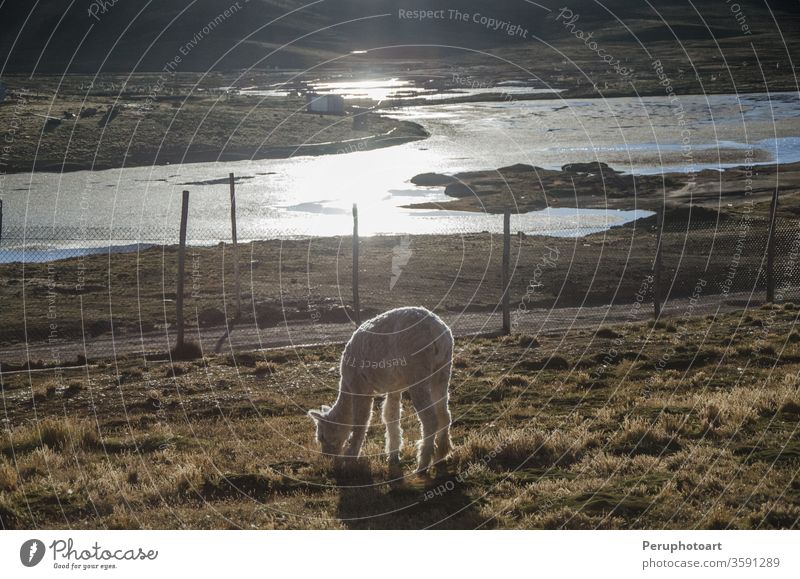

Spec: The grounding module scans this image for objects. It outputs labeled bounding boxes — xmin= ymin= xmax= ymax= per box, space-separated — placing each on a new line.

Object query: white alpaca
xmin=308 ymin=306 xmax=453 ymax=473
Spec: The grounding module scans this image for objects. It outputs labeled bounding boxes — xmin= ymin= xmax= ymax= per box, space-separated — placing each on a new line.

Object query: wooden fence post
xmin=502 ymin=208 xmax=511 ymax=335
xmin=176 ymin=190 xmax=189 ymax=351
xmin=352 ymin=204 xmax=361 ymax=326
xmin=766 ymin=187 xmax=779 ymax=303
xmin=229 ymin=172 xmax=241 ymax=317
xmin=653 ymin=206 xmax=663 ymax=319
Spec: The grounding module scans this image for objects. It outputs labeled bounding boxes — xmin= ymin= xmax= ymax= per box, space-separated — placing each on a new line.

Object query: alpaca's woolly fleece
xmin=309 ymin=307 xmax=454 ymax=472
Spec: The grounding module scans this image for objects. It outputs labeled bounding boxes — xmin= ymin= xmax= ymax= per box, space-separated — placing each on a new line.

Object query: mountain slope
xmin=1 ymin=0 xmax=798 ymax=73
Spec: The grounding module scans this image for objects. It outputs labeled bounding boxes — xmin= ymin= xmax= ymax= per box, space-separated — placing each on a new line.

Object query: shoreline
xmin=4 ymin=126 xmax=429 ymax=175
xmin=374 ymin=86 xmax=800 ymax=108
xmin=0 ymin=118 xmax=429 ymax=175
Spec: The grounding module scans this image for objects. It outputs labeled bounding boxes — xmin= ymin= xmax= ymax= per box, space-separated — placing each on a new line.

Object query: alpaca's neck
xmin=328 ymin=386 xmax=353 ymax=425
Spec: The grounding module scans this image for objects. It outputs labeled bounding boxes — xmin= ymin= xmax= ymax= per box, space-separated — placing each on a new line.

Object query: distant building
xmin=305 ymin=93 xmax=345 ymax=115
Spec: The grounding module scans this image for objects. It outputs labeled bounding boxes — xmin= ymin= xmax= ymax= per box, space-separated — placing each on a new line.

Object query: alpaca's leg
xmin=382 ymin=392 xmax=403 ymax=464
xmin=432 ymin=367 xmax=453 ymax=464
xmin=409 ymin=384 xmax=437 ymax=473
xmin=345 ymin=394 xmax=373 ymax=458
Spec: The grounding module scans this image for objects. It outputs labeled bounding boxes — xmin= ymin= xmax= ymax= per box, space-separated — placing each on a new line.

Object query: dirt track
xmin=0 ymin=290 xmax=770 ymax=368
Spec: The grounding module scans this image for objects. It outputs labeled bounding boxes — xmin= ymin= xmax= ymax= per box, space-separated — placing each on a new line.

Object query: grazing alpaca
xmin=308 ymin=306 xmax=453 ymax=473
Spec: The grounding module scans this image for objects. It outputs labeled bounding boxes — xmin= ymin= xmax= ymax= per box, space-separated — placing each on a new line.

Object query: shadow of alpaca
xmin=334 ymin=461 xmax=489 ymax=529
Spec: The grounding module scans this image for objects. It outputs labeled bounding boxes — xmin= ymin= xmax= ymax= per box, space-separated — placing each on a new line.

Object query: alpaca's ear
xmin=308 ymin=410 xmax=322 ymax=423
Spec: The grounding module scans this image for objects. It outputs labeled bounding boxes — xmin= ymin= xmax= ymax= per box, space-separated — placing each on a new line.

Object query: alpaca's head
xmin=308 ymin=405 xmax=350 ymax=456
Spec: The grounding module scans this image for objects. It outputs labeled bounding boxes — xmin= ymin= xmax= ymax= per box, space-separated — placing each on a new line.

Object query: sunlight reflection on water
xmin=1 ymin=90 xmax=797 ymax=261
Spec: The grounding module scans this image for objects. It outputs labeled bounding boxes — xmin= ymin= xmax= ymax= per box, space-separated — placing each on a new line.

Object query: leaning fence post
xmin=352 ymin=204 xmax=361 ymax=326
xmin=229 ymin=172 xmax=241 ymax=317
xmin=176 ymin=190 xmax=190 ymax=351
xmin=766 ymin=187 xmax=779 ymax=303
xmin=653 ymin=206 xmax=663 ymax=319
xmin=502 ymin=208 xmax=511 ymax=335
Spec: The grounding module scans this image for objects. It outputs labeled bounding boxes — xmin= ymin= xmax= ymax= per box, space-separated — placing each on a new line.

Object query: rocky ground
xmin=407 ymin=161 xmax=800 ymax=216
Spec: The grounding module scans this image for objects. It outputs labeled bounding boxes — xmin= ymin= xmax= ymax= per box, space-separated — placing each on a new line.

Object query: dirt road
xmin=0 ymin=290 xmax=769 ymax=369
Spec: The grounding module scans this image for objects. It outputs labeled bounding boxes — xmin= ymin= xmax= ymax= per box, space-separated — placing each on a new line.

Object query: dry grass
xmin=0 ymin=459 xmax=18 ymax=491
xmin=500 ymin=374 xmax=530 ymax=388
xmin=0 ymin=307 xmax=798 ymax=529
xmin=2 ymin=417 xmax=99 ymax=456
xmin=455 ymin=424 xmax=600 ymax=470
xmin=254 ymin=361 xmax=278 ymax=378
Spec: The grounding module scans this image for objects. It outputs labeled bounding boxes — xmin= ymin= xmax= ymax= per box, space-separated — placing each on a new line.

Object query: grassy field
xmin=0 ymin=73 xmax=427 ymax=173
xmin=0 ymin=303 xmax=798 ymax=529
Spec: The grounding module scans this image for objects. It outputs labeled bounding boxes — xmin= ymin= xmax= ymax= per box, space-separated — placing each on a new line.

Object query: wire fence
xmin=0 ymin=202 xmax=799 ymax=367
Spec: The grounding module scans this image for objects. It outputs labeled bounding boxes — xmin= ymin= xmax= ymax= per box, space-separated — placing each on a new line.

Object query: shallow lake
xmin=0 ymin=90 xmax=798 ymax=261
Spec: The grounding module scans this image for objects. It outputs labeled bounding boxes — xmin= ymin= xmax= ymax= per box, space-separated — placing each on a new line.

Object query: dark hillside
xmin=1 ymin=0 xmax=798 ymax=73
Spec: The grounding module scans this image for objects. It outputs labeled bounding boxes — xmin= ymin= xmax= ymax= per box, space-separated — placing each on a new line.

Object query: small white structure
xmin=305 ymin=93 xmax=345 ymax=115
xmin=308 ymin=306 xmax=454 ymax=473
